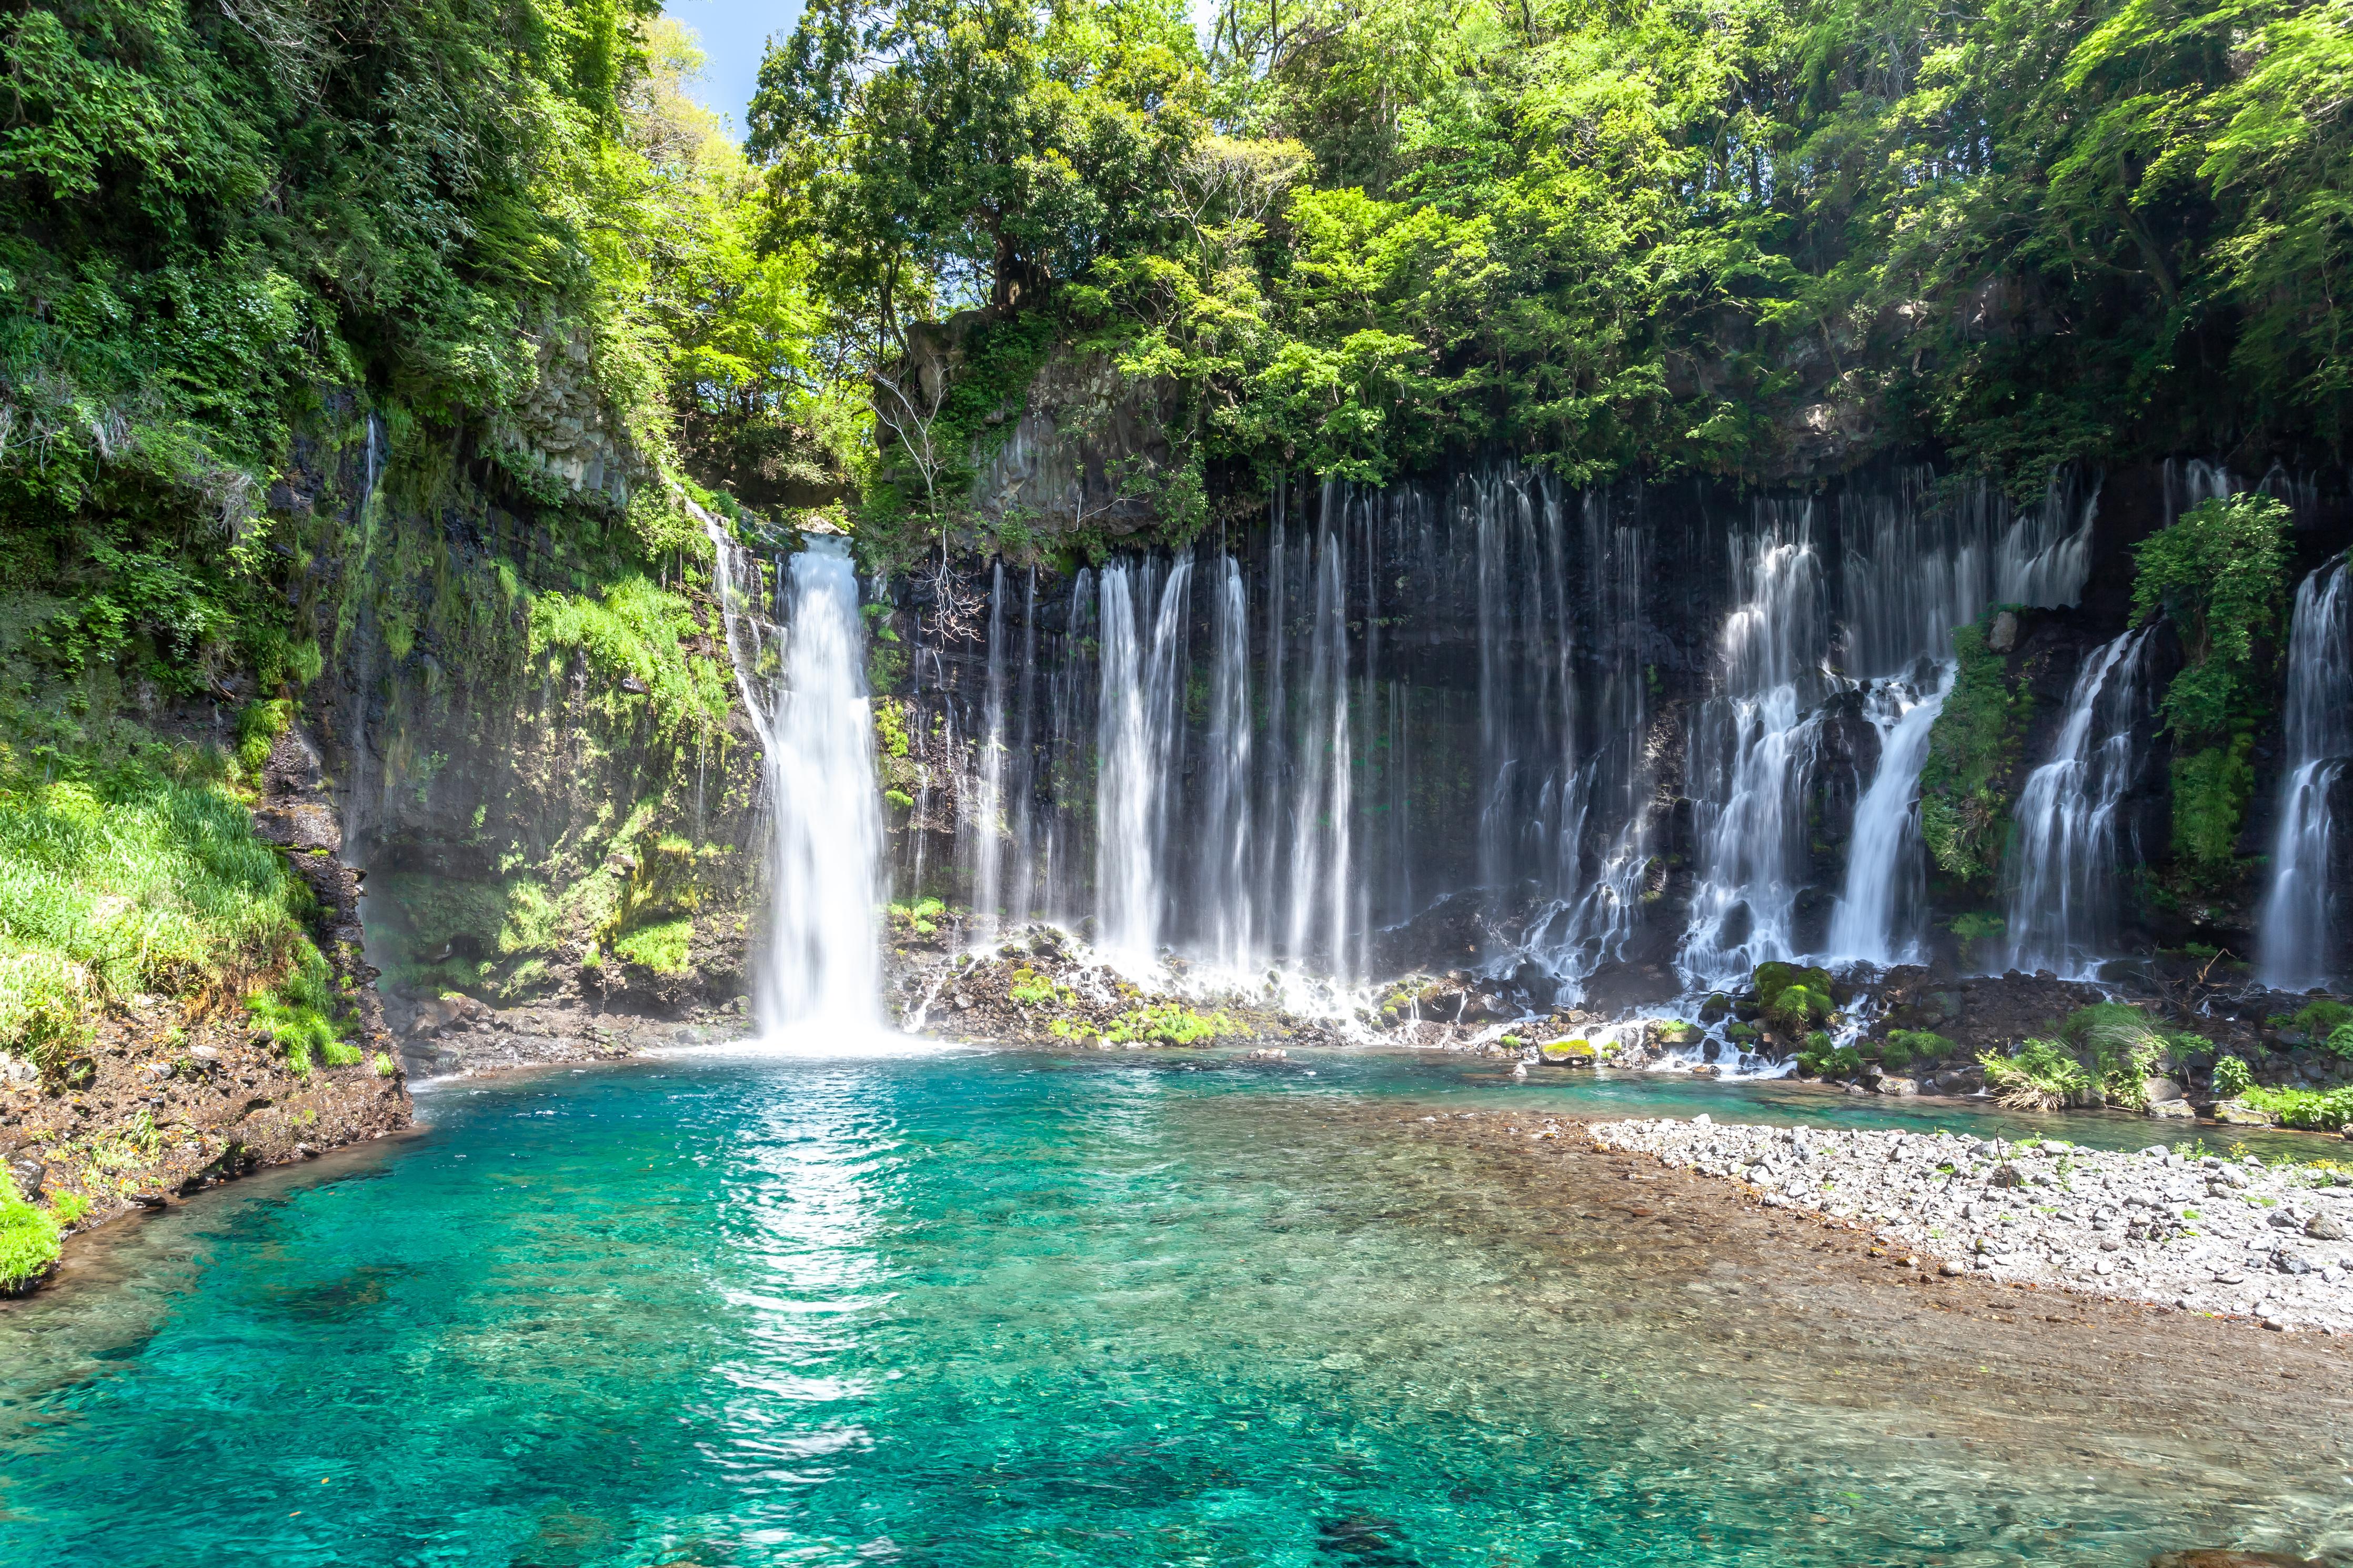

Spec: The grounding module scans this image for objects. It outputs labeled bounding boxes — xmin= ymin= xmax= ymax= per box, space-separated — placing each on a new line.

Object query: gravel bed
xmin=1588 ymin=1116 xmax=2353 ymax=1334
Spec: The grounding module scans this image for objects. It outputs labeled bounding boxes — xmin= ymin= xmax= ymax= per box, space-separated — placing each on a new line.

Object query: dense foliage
xmin=753 ymin=0 xmax=2353 ymax=514
xmin=1917 ymin=620 xmax=2027 ymax=888
xmin=0 ymin=5 xmax=809 ymax=1064
xmin=2130 ymin=492 xmax=2292 ymax=881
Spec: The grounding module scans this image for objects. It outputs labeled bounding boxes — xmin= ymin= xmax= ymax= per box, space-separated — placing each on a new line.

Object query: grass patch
xmin=612 ymin=916 xmax=693 ymax=973
xmin=246 ymin=939 xmax=355 ymax=1071
xmin=0 ymin=1169 xmax=62 ymax=1293
xmin=0 ymin=760 xmax=318 ymax=1066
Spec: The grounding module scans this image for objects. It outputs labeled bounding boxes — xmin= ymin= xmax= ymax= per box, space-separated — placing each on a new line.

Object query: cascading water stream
xmin=708 ymin=527 xmax=887 ymax=1035
xmin=1825 ymin=667 xmax=1952 ymax=964
xmin=2258 ymin=556 xmax=2351 ymax=991
xmin=2003 ymin=629 xmax=2155 ymax=978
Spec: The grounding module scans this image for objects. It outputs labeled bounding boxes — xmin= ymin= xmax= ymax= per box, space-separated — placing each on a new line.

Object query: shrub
xmin=2062 ymin=1003 xmax=2168 ymax=1108
xmin=2330 ymin=1022 xmax=2353 ymax=1061
xmin=2270 ymin=998 xmax=2353 ymax=1042
xmin=0 ymin=1170 xmax=61 ymax=1293
xmin=2211 ymin=1054 xmax=2254 ymax=1098
xmin=1979 ymin=1039 xmax=2094 ymax=1110
xmin=2241 ymin=1085 xmax=2353 ymax=1131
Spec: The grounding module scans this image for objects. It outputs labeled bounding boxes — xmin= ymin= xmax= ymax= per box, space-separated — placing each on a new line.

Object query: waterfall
xmin=1825 ymin=666 xmax=1952 ymax=964
xmin=968 ymin=564 xmax=1009 ymax=940
xmin=709 ymin=529 xmax=886 ymax=1032
xmin=1094 ymin=555 xmax=1193 ymax=965
xmin=1284 ymin=525 xmax=1354 ymax=972
xmin=1199 ymin=555 xmax=1256 ymax=972
xmin=2259 ymin=557 xmax=2352 ymax=990
xmin=2003 ymin=629 xmax=2155 ymax=978
xmin=1680 ymin=504 xmax=1827 ymax=987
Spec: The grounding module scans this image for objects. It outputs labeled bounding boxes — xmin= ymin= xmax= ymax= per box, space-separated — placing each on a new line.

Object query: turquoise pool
xmin=1 ymin=1044 xmax=2339 ymax=1565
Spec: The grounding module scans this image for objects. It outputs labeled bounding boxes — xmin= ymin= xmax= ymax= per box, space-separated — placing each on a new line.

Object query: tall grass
xmin=0 ymin=757 xmax=317 ymax=1063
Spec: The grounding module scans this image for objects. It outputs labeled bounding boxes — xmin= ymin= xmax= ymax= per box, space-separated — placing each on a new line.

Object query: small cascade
xmin=709 ymin=528 xmax=886 ymax=1033
xmin=1680 ymin=503 xmax=1827 ymax=987
xmin=2004 ymin=629 xmax=2156 ymax=978
xmin=1825 ymin=665 xmax=1951 ymax=964
xmin=2259 ymin=557 xmax=2352 ymax=990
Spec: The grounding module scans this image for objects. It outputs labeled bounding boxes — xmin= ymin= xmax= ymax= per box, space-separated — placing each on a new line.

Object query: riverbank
xmin=1588 ymin=1114 xmax=2353 ymax=1333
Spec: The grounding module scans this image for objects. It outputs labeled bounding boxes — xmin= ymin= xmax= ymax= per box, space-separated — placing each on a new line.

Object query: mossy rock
xmin=1650 ymin=1019 xmax=1699 ymax=1046
xmin=1723 ymin=1021 xmax=1759 ymax=1044
xmin=1697 ymin=993 xmax=1732 ymax=1024
xmin=1539 ymin=1039 xmax=1597 ymax=1064
xmin=1752 ymin=962 xmax=1835 ymax=1006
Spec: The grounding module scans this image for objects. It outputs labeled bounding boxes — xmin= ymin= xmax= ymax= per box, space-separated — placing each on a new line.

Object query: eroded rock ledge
xmin=1587 ymin=1116 xmax=2353 ymax=1334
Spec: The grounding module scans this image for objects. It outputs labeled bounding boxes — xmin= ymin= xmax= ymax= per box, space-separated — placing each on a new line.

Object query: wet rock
xmin=1987 ymin=609 xmax=2019 ymax=653
xmin=6 ymin=1154 xmax=44 ymax=1199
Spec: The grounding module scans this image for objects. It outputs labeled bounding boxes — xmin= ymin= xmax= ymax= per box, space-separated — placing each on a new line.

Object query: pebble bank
xmin=1588 ymin=1117 xmax=2353 ymax=1333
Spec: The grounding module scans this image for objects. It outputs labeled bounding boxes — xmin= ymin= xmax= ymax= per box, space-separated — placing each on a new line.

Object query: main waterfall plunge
xmin=710 ymin=530 xmax=887 ymax=1035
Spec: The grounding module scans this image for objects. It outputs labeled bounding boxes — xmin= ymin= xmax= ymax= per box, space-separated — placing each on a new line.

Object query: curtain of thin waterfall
xmin=968 ymin=563 xmax=1009 ymax=939
xmin=1679 ymin=501 xmax=1828 ymax=987
xmin=1199 ymin=554 xmax=1255 ymax=970
xmin=2259 ymin=556 xmax=2352 ymax=990
xmin=2004 ymin=629 xmax=2158 ymax=978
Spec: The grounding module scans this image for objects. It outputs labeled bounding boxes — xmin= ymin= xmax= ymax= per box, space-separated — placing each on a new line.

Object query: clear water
xmin=4 ymin=1048 xmax=2342 ymax=1566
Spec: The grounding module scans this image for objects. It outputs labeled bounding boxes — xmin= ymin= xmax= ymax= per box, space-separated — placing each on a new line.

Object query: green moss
xmin=1053 ymin=1002 xmax=1240 ymax=1047
xmin=528 ymin=577 xmax=735 ymax=741
xmin=1918 ymin=618 xmax=2030 ymax=889
xmin=612 ymin=917 xmax=694 ymax=974
xmin=1879 ymin=1029 xmax=1955 ymax=1071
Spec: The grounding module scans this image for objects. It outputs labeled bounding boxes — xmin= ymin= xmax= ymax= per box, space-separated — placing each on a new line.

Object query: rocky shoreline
xmin=1588 ymin=1115 xmax=2353 ymax=1333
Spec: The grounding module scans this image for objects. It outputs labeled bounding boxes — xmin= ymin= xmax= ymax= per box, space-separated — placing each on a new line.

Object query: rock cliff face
xmin=269 ymin=398 xmax=766 ymax=1074
xmin=866 ymin=368 xmax=2353 ymax=999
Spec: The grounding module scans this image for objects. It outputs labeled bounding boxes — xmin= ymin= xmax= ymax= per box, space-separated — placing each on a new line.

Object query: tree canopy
xmin=750 ymin=0 xmax=2353 ymax=504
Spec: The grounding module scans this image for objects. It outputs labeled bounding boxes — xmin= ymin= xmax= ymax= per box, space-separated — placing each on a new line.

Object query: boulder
xmin=1875 ymin=1076 xmax=1918 ymax=1096
xmin=2213 ymin=1099 xmax=2277 ymax=1126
